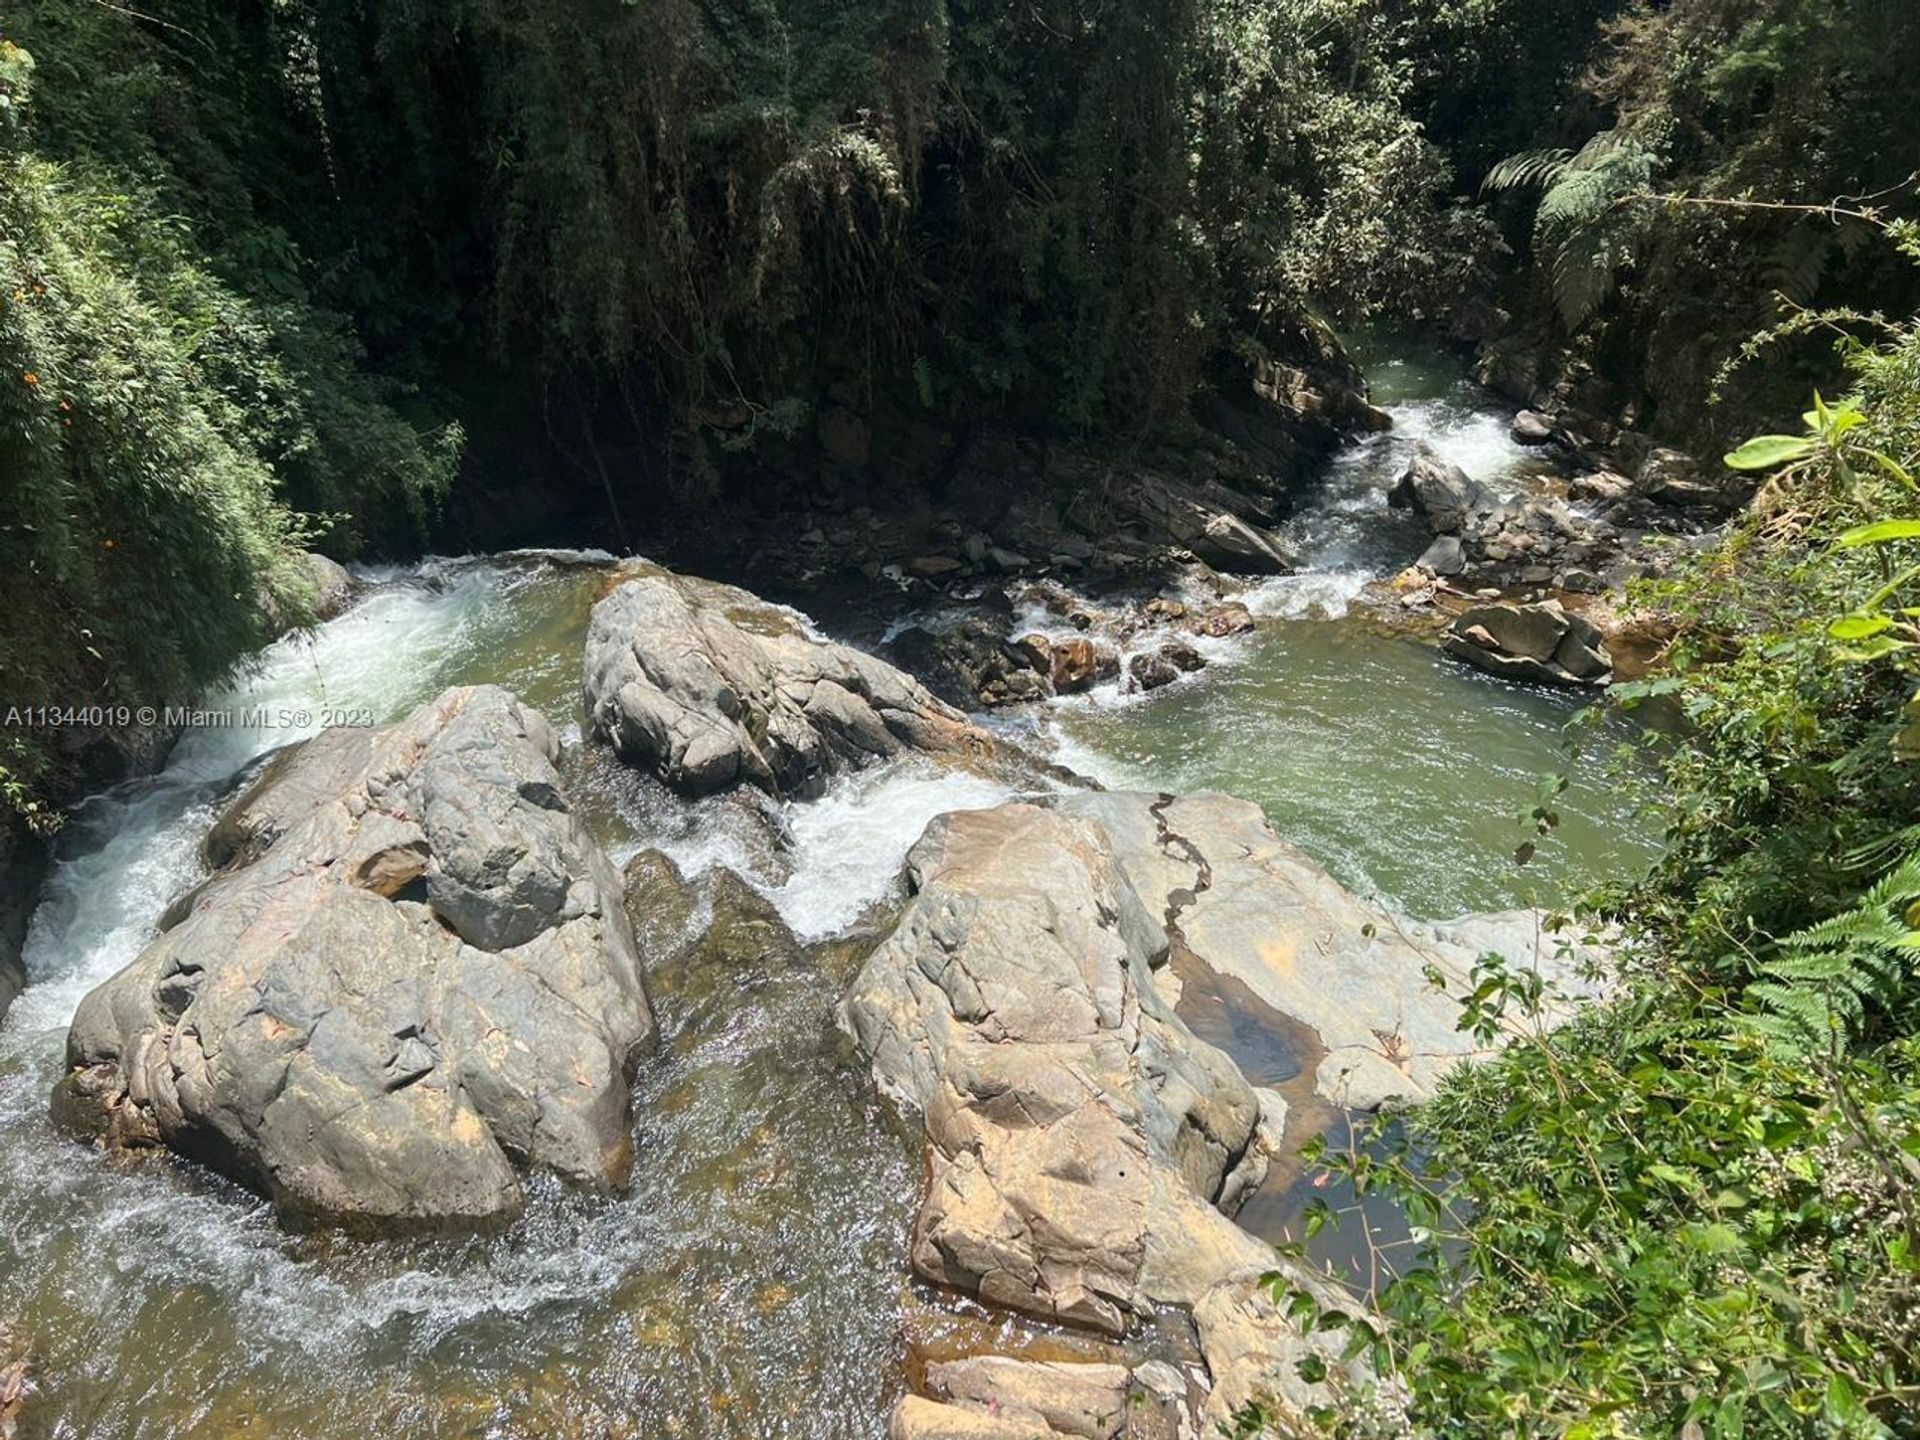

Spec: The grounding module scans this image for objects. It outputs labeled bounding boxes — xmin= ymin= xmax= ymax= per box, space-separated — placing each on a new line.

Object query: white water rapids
xmin=0 ymin=342 xmax=1654 ymax=1438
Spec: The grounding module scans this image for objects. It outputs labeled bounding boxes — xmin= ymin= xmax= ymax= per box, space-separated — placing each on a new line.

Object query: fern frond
xmin=1484 ymin=148 xmax=1574 ymax=194
xmin=1748 ymin=848 xmax=1920 ymax=1055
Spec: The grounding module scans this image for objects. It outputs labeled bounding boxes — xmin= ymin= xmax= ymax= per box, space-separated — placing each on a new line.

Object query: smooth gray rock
xmin=1511 ymin=409 xmax=1555 ymax=445
xmin=585 ymin=570 xmax=990 ymax=797
xmin=1052 ymin=790 xmax=1605 ymax=1109
xmin=1389 ymin=448 xmax=1494 ymax=535
xmin=304 ymin=552 xmax=354 ymax=621
xmin=1416 ymin=534 xmax=1466 ymax=576
xmin=57 ymin=686 xmax=653 ymax=1232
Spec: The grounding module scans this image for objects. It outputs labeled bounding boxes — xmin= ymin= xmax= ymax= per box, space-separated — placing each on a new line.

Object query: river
xmin=0 ymin=347 xmax=1662 ymax=1438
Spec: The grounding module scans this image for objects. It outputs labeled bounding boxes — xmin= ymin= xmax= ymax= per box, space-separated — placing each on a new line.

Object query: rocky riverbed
xmin=0 ymin=343 xmax=1668 ymax=1438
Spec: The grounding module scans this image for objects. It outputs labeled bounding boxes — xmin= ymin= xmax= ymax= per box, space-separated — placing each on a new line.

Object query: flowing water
xmin=0 ymin=346 xmax=1664 ymax=1437
xmin=1047 ymin=337 xmax=1661 ymax=917
xmin=0 ymin=555 xmax=1006 ymax=1440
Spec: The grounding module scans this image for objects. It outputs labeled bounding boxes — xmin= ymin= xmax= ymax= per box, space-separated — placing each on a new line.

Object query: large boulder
xmin=55 ymin=686 xmax=653 ymax=1231
xmin=850 ymin=797 xmax=1415 ymax=1432
xmin=888 ymin=615 xmax=1052 ymax=709
xmin=842 ymin=802 xmax=1281 ymax=1338
xmin=1388 ymin=449 xmax=1494 ymax=535
xmin=893 ymin=1359 xmax=1159 ymax=1440
xmin=585 ymin=570 xmax=991 ymax=797
xmin=1443 ymin=599 xmax=1613 ymax=688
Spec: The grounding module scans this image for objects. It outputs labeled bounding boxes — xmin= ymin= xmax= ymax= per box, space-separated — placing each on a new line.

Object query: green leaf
xmin=1828 ymin=613 xmax=1892 ymax=640
xmin=1724 ymin=435 xmax=1815 ymax=471
xmin=1839 ymin=519 xmax=1920 ymax=547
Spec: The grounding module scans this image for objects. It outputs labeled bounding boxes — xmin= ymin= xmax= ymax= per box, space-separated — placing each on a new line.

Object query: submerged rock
xmin=1443 ymin=598 xmax=1613 ymax=688
xmin=584 ymin=569 xmax=991 ymax=797
xmin=56 ymin=685 xmax=654 ymax=1231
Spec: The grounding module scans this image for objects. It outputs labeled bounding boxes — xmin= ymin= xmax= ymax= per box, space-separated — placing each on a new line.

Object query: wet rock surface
xmin=585 ymin=569 xmax=992 ymax=797
xmin=0 ymin=825 xmax=45 ymax=1028
xmin=56 ymin=685 xmax=654 ymax=1231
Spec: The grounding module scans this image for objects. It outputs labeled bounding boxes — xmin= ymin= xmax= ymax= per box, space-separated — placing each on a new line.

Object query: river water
xmin=0 ymin=350 xmax=1662 ymax=1438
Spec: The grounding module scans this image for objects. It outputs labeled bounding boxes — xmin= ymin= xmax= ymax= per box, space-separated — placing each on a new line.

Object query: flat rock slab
xmin=57 ymin=685 xmax=653 ymax=1232
xmin=1053 ymin=790 xmax=1602 ymax=1109
xmin=585 ymin=569 xmax=991 ymax=798
xmin=1443 ymin=598 xmax=1612 ymax=689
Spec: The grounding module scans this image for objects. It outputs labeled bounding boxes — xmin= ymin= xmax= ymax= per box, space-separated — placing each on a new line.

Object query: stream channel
xmin=0 ymin=342 xmax=1662 ymax=1438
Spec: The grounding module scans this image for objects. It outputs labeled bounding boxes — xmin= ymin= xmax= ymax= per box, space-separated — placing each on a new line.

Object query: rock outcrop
xmin=0 ymin=824 xmax=44 ymax=1027
xmin=892 ymin=1359 xmax=1162 ymax=1440
xmin=846 ymin=794 xmax=1484 ymax=1432
xmin=841 ymin=802 xmax=1281 ymax=1338
xmin=1389 ymin=449 xmax=1493 ymax=535
xmin=1393 ymin=447 xmax=1630 ymax=594
xmin=1052 ymin=791 xmax=1601 ymax=1109
xmin=584 ymin=569 xmax=990 ymax=797
xmin=1443 ymin=599 xmax=1613 ymax=689
xmin=56 ymin=685 xmax=654 ymax=1231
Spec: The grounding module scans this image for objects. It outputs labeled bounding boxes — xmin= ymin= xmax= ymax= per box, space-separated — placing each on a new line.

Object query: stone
xmin=1443 ymin=599 xmax=1613 ymax=688
xmin=891 ymin=619 xmax=1036 ymax=709
xmin=1048 ymin=791 xmax=1605 ymax=1110
xmin=841 ymin=803 xmax=1274 ymax=1337
xmin=303 ymin=552 xmax=354 ymax=621
xmin=1050 ymin=638 xmax=1100 ymax=694
xmin=889 ymin=1396 xmax=1054 ymax=1440
xmin=1193 ymin=603 xmax=1254 ymax=638
xmin=1128 ymin=653 xmax=1180 ymax=692
xmin=922 ymin=1358 xmax=1131 ymax=1439
xmin=585 ymin=570 xmax=990 ymax=797
xmin=1568 ymin=470 xmax=1633 ymax=505
xmin=1012 ymin=634 xmax=1054 ymax=674
xmin=1416 ymin=535 xmax=1465 ymax=576
xmin=1191 ymin=1267 xmax=1365 ymax=1435
xmin=0 ymin=824 xmax=46 ymax=1027
xmin=911 ymin=555 xmax=966 ymax=579
xmin=1511 ymin=409 xmax=1555 ymax=445
xmin=1389 ymin=449 xmax=1492 ymax=535
xmin=56 ymin=686 xmax=654 ymax=1231
xmin=1163 ymin=641 xmax=1206 ymax=674
xmin=987 ymin=546 xmax=1032 ymax=573
xmin=819 ymin=403 xmax=872 ymax=468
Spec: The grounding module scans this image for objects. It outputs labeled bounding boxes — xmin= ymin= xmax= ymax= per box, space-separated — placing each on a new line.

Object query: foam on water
xmin=768 ymin=762 xmax=1018 ymax=939
xmin=0 ymin=550 xmax=920 ymax=1438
